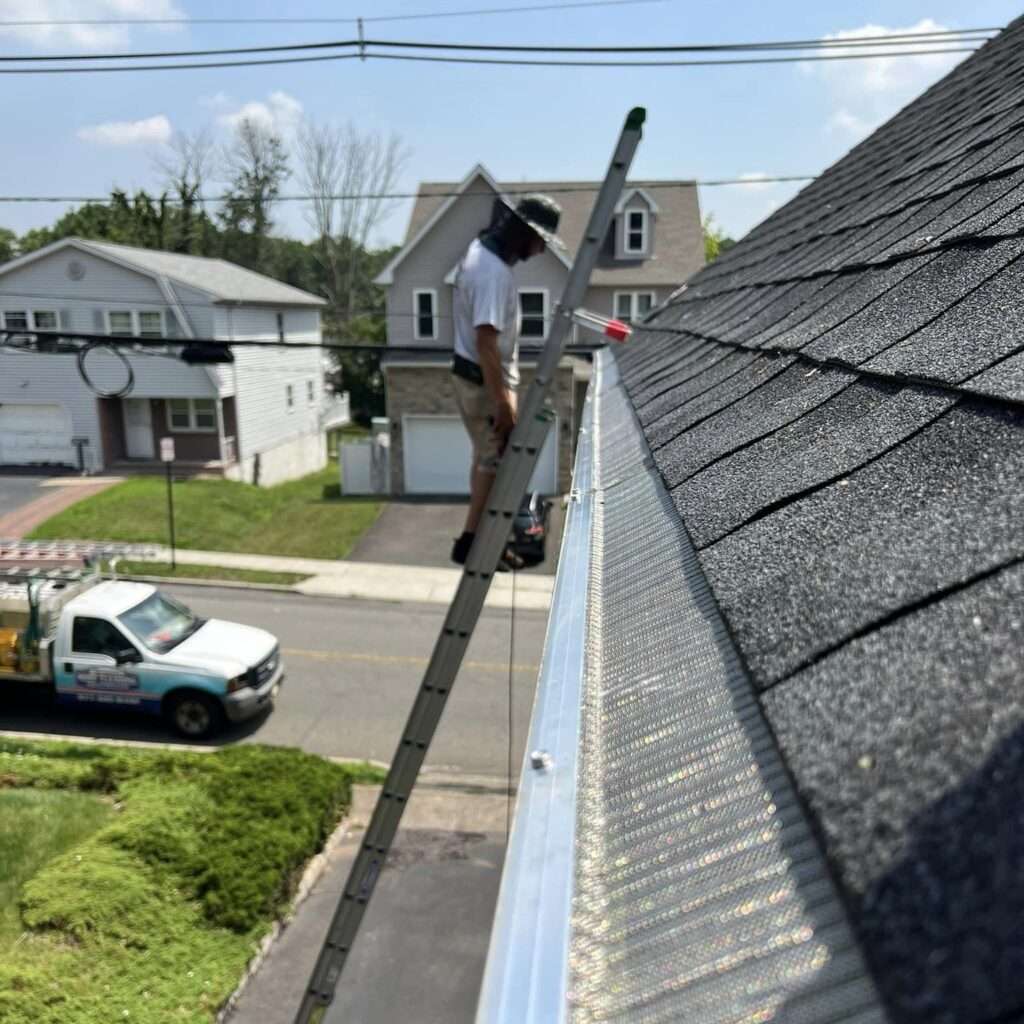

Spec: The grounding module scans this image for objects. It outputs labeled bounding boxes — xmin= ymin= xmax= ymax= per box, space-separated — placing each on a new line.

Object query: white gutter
xmin=474 ymin=364 xmax=599 ymax=1024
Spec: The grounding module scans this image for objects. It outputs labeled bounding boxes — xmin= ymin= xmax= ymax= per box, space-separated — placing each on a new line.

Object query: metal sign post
xmin=160 ymin=437 xmax=177 ymax=571
xmin=293 ymin=107 xmax=646 ymax=1024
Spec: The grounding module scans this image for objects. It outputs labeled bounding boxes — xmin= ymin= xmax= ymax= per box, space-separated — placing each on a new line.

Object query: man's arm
xmin=476 ymin=325 xmax=516 ymax=442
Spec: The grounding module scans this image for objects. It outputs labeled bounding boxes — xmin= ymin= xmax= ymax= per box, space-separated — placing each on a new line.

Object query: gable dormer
xmin=613 ymin=187 xmax=659 ymax=260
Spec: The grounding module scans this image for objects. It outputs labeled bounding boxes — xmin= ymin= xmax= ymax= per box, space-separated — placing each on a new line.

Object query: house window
xmin=2 ymin=311 xmax=28 ymax=331
xmin=107 ymin=310 xmax=165 ymax=338
xmin=614 ymin=292 xmax=655 ymax=324
xmin=167 ymin=398 xmax=217 ymax=433
xmin=518 ymin=290 xmax=547 ymax=340
xmin=32 ymin=311 xmax=58 ymax=330
xmin=307 ymin=380 xmax=315 ymax=404
xmin=138 ymin=311 xmax=163 ymax=338
xmin=286 ymin=384 xmax=295 ymax=410
xmin=413 ymin=290 xmax=437 ymax=341
xmin=277 ymin=312 xmax=285 ymax=342
xmin=108 ymin=311 xmax=134 ymax=336
xmin=625 ymin=209 xmax=647 ymax=254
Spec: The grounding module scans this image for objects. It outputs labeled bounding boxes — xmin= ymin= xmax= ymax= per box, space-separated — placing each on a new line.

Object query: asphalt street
xmin=0 ymin=584 xmax=547 ymax=777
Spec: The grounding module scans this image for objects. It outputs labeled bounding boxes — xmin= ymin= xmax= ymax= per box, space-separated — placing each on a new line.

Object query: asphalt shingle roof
xmin=78 ymin=239 xmax=327 ymax=307
xmin=612 ymin=16 xmax=1024 ymax=1024
xmin=405 ymin=177 xmax=703 ymax=287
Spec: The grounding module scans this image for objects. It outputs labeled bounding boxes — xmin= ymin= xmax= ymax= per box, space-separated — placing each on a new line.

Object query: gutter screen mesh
xmin=567 ymin=354 xmax=887 ymax=1024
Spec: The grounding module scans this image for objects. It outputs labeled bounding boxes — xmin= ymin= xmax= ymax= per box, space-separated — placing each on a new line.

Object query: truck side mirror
xmin=116 ymin=649 xmax=141 ymax=665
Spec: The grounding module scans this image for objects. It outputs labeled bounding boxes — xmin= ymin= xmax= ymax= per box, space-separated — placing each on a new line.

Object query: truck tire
xmin=167 ymin=691 xmax=225 ymax=740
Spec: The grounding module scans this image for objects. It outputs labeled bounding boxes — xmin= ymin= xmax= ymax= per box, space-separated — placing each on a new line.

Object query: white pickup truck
xmin=0 ymin=573 xmax=282 ymax=739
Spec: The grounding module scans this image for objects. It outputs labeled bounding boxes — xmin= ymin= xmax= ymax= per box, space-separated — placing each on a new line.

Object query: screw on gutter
xmin=530 ymin=750 xmax=554 ymax=772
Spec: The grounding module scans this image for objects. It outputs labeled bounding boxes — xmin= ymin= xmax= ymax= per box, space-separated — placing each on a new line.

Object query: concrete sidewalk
xmin=227 ymin=774 xmax=509 ymax=1024
xmin=148 ymin=546 xmax=554 ymax=610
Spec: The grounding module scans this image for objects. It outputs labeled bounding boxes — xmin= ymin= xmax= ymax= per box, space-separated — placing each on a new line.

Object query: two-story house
xmin=374 ymin=165 xmax=703 ymax=495
xmin=0 ymin=237 xmax=348 ymax=486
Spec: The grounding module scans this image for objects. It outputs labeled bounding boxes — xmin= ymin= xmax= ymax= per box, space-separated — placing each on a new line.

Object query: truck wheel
xmin=167 ymin=691 xmax=224 ymax=739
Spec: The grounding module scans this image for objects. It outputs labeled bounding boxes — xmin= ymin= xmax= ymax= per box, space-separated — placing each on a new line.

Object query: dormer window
xmin=625 ymin=210 xmax=647 ymax=254
xmin=614 ymin=188 xmax=659 ymax=260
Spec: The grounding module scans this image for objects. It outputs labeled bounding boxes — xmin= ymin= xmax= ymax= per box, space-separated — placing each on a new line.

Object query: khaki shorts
xmin=451 ymin=374 xmax=516 ymax=473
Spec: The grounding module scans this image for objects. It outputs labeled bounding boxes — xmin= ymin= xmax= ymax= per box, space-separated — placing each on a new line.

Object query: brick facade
xmin=384 ymin=360 xmax=580 ymax=496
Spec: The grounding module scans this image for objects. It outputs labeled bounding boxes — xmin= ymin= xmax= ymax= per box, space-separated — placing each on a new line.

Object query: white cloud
xmin=199 ymin=91 xmax=232 ymax=110
xmin=0 ymin=0 xmax=186 ymax=49
xmin=804 ymin=19 xmax=972 ymax=142
xmin=218 ymin=91 xmax=304 ymax=136
xmin=78 ymin=114 xmax=172 ymax=146
xmin=735 ymin=172 xmax=777 ymax=192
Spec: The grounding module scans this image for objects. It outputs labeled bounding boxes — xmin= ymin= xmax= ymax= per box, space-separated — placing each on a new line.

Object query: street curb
xmin=217 ymin=787 xmax=376 ymax=1024
xmin=116 ymin=573 xmax=305 ymax=595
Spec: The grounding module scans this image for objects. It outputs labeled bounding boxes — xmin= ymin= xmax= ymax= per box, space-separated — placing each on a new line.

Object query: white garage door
xmin=403 ymin=415 xmax=558 ymax=496
xmin=0 ymin=403 xmax=74 ymax=466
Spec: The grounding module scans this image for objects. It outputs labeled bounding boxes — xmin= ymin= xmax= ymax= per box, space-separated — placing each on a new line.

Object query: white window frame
xmin=105 ymin=309 xmax=166 ymax=338
xmin=286 ymin=384 xmax=295 ymax=412
xmin=517 ymin=288 xmax=549 ymax=342
xmin=166 ymin=397 xmax=217 ymax=434
xmin=31 ymin=310 xmax=60 ymax=330
xmin=413 ymin=289 xmax=438 ymax=341
xmin=1 ymin=310 xmax=29 ymax=332
xmin=613 ymin=291 xmax=657 ymax=324
xmin=624 ymin=208 xmax=648 ymax=255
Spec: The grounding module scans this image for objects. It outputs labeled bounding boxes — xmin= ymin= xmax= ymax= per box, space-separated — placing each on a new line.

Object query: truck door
xmin=55 ymin=615 xmax=160 ymax=713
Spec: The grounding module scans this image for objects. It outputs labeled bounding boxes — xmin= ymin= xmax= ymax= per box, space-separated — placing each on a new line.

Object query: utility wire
xmin=0 ymin=46 xmax=982 ymax=74
xmin=0 ymin=178 xmax=814 ymax=204
xmin=0 ymin=0 xmax=666 ymax=29
xmin=0 ymin=27 xmax=997 ymax=62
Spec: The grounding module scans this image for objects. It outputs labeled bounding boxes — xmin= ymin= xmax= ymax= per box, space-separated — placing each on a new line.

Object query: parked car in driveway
xmin=511 ymin=492 xmax=551 ymax=567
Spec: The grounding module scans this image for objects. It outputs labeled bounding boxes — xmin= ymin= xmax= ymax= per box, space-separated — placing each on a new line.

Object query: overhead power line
xmin=0 ymin=27 xmax=997 ymax=62
xmin=0 ymin=45 xmax=984 ymax=74
xmin=0 ymin=178 xmax=816 ymax=205
xmin=0 ymin=0 xmax=664 ymax=28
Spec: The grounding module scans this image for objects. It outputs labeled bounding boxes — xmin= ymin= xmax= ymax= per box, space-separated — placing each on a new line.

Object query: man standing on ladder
xmin=449 ymin=194 xmax=564 ymax=570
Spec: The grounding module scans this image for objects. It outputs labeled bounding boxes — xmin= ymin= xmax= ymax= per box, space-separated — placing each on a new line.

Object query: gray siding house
xmin=374 ymin=165 xmax=703 ymax=495
xmin=0 ymin=238 xmax=346 ymax=486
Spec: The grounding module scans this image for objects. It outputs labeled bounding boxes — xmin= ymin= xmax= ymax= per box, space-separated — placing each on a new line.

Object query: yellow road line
xmin=281 ymin=647 xmax=538 ymax=675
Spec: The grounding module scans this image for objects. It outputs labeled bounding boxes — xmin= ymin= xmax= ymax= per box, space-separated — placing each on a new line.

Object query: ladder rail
xmin=294 ymin=106 xmax=646 ymax=1024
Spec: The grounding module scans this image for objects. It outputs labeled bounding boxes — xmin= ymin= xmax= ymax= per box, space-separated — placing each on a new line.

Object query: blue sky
xmin=1 ymin=0 xmax=1020 ymax=249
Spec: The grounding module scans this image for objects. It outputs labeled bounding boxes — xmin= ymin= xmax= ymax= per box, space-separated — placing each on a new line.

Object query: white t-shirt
xmin=453 ymin=237 xmax=520 ymax=389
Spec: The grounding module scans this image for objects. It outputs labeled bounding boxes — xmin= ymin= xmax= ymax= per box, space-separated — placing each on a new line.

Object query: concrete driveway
xmin=0 ymin=470 xmax=120 ymax=538
xmin=0 ymin=470 xmax=51 ymax=523
xmin=348 ymin=497 xmax=565 ymax=575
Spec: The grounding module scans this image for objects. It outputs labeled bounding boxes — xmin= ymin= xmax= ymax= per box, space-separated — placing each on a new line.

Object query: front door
xmin=123 ymin=399 xmax=155 ymax=459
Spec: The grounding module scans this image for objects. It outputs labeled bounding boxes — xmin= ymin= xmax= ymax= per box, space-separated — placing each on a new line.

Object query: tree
xmin=219 ymin=118 xmax=290 ymax=271
xmin=153 ymin=127 xmax=218 ymax=254
xmin=0 ymin=227 xmax=16 ymax=263
xmin=298 ymin=117 xmax=408 ymax=322
xmin=702 ymin=214 xmax=736 ymax=263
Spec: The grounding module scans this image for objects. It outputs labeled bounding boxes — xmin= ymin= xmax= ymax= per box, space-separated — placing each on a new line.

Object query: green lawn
xmin=114 ymin=561 xmax=309 ymax=586
xmin=28 ymin=463 xmax=382 ymax=560
xmin=0 ymin=738 xmax=385 ymax=1024
xmin=0 ymin=789 xmax=114 ymax=950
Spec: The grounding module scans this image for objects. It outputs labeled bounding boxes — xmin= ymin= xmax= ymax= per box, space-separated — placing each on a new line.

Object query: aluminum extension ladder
xmin=293 ymin=106 xmax=646 ymax=1024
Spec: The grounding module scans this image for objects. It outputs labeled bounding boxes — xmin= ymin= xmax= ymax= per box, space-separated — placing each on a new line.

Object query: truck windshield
xmin=118 ymin=593 xmax=204 ymax=654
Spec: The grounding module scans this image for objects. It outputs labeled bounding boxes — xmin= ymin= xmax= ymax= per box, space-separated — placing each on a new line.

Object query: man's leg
xmin=464 ymin=464 xmax=495 ymax=534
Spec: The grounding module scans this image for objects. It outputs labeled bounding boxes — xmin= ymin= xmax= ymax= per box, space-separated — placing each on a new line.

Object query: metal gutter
xmin=474 ymin=377 xmax=596 ymax=1024
xmin=478 ymin=350 xmax=889 ymax=1024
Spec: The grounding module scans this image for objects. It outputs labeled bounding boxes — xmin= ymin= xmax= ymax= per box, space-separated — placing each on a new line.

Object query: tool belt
xmin=451 ymin=352 xmax=484 ymax=386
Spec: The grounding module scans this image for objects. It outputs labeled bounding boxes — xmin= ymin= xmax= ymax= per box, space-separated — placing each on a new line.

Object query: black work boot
xmin=451 ymin=532 xmax=474 ymax=565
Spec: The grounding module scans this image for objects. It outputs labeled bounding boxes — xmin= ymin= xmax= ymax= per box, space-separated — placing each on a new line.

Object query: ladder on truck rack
xmin=294 ymin=106 xmax=646 ymax=1024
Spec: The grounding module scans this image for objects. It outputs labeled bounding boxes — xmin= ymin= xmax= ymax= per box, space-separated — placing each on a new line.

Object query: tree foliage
xmin=702 ymin=214 xmax=737 ymax=263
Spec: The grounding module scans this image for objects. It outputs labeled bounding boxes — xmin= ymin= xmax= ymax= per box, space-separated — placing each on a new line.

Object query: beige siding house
xmin=374 ymin=165 xmax=703 ymax=495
